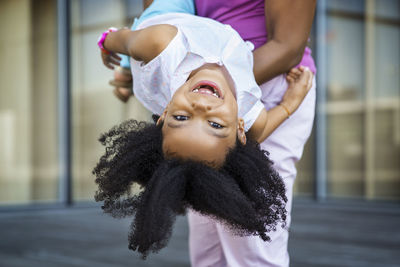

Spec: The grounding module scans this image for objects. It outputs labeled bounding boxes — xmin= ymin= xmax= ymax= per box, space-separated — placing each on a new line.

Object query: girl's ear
xmin=156 ymin=107 xmax=168 ymax=126
xmin=237 ymin=118 xmax=246 ymax=145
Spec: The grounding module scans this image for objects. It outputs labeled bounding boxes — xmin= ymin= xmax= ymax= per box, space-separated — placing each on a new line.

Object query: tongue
xmin=198 ymin=88 xmax=214 ymax=95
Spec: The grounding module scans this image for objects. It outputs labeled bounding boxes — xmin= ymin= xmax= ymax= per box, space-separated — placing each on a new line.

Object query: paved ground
xmin=0 ymin=198 xmax=399 ymax=267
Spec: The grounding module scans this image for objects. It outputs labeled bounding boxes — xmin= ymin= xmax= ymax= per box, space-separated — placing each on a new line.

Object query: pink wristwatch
xmin=97 ymin=27 xmax=118 ymax=54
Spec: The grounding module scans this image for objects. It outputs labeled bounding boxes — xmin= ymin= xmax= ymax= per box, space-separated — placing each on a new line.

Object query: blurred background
xmin=0 ymin=0 xmax=399 ymax=266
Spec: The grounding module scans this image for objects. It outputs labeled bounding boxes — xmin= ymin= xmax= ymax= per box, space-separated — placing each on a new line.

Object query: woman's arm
xmin=252 ymin=0 xmax=316 ymax=85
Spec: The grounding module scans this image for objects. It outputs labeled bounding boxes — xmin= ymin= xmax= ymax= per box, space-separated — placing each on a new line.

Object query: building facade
xmin=0 ymin=0 xmax=399 ymax=206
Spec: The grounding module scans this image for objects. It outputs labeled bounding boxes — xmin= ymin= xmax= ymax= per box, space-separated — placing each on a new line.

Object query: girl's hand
xmin=101 ymin=50 xmax=121 ymax=70
xmin=281 ymin=66 xmax=313 ymax=114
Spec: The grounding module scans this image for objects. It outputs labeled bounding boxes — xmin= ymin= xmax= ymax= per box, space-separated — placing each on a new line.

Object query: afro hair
xmin=93 ymin=119 xmax=287 ymax=258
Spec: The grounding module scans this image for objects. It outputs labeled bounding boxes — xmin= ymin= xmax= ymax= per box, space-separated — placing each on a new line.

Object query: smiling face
xmin=160 ymin=63 xmax=246 ymax=168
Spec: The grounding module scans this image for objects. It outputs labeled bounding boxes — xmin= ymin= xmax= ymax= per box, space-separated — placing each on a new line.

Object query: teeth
xmin=192 ymin=85 xmax=220 ymax=98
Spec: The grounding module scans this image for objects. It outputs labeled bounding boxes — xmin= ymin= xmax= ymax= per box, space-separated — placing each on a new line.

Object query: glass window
xmin=70 ymin=0 xmax=151 ymax=201
xmin=0 ymin=0 xmax=58 ymax=204
xmin=323 ymin=0 xmax=400 ymax=200
xmin=372 ymin=0 xmax=400 ymax=199
xmin=325 ymin=4 xmax=366 ymax=197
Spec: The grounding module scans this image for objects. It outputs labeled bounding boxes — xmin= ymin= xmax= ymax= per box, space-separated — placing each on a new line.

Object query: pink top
xmin=195 ymin=0 xmax=316 ymax=74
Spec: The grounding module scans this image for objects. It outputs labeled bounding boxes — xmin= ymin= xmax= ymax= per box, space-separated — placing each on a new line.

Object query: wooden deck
xmin=0 ymin=198 xmax=399 ymax=267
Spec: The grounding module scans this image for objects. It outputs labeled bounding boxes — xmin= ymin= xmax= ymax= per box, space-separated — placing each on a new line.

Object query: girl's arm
xmin=253 ymin=0 xmax=316 ymax=85
xmin=101 ymin=0 xmax=155 ymax=70
xmin=247 ymin=67 xmax=313 ymax=143
xmin=101 ymin=24 xmax=177 ymax=65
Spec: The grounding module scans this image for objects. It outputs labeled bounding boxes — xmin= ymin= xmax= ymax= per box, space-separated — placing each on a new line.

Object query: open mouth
xmin=191 ymin=81 xmax=222 ymax=99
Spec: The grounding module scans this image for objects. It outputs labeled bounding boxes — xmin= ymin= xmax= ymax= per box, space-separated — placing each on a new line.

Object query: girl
xmin=94 ymin=3 xmax=312 ymax=258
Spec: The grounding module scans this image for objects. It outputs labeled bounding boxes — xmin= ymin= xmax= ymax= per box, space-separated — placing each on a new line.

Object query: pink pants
xmin=188 ymin=74 xmax=316 ymax=267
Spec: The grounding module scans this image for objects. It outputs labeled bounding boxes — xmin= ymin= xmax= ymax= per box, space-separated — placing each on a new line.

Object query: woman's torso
xmin=195 ymin=0 xmax=316 ymax=73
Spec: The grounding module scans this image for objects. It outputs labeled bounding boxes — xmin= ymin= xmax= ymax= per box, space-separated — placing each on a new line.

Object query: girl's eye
xmin=173 ymin=115 xmax=189 ymax=121
xmin=209 ymin=121 xmax=224 ymax=129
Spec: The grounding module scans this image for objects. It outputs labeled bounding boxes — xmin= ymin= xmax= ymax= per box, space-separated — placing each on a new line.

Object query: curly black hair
xmin=93 ymin=119 xmax=287 ymax=258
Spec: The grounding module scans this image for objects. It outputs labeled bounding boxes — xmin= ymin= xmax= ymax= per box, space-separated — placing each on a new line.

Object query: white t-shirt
xmin=130 ymin=13 xmax=264 ymax=131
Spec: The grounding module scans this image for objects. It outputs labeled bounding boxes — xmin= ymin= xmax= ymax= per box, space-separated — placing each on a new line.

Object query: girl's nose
xmin=191 ymin=101 xmax=212 ymax=111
